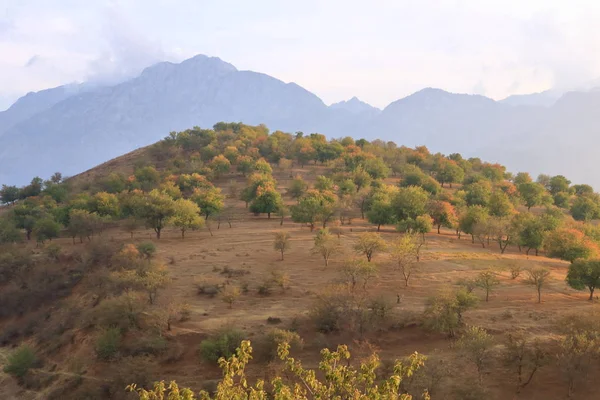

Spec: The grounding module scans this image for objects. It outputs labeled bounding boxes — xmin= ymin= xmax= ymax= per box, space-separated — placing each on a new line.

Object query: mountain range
xmin=1 ymin=54 xmax=600 ymax=188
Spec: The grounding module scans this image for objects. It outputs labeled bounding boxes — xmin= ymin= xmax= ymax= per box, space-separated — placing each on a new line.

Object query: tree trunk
xmin=26 ymin=230 xmax=31 ymax=240
xmin=526 ymin=247 xmax=531 ymax=256
xmin=377 ymin=224 xmax=381 ymax=232
xmin=537 ymin=288 xmax=541 ymax=303
xmin=589 ymin=287 xmax=595 ymax=300
xmin=130 ymin=231 xmax=134 ymax=239
xmin=310 ymin=223 xmax=315 ymax=232
xmin=535 ymin=249 xmax=539 ymax=256
xmin=471 ymin=234 xmax=475 ymax=244
xmin=281 ymin=249 xmax=284 ymax=260
xmin=268 ymin=212 xmax=271 ymax=219
xmin=486 ymin=290 xmax=489 ymax=302
xmin=325 ymin=257 xmax=329 ymax=267
xmin=437 ymin=224 xmax=441 ymax=234
xmin=181 ymin=229 xmax=185 ymax=239
xmin=156 ymin=228 xmax=161 ymax=239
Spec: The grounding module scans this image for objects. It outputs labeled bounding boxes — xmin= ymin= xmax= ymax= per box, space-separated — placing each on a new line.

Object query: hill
xmin=2 ymin=123 xmax=600 ymax=399
xmin=3 ymin=54 xmax=600 ymax=188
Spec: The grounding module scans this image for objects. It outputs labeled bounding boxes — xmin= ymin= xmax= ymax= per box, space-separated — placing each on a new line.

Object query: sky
xmin=1 ymin=0 xmax=600 ymax=110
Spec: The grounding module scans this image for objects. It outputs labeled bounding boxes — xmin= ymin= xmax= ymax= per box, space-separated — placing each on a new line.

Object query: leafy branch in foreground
xmin=128 ymin=340 xmax=430 ymax=399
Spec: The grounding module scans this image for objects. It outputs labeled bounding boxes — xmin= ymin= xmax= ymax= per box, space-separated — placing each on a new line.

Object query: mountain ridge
xmin=1 ymin=54 xmax=600 ymax=189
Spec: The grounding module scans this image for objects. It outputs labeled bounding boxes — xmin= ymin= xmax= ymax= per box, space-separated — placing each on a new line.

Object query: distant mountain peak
xmin=329 ymin=96 xmax=380 ymax=115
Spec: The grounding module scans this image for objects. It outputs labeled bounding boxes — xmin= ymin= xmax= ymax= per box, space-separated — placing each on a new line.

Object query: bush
xmin=3 ymin=345 xmax=38 ymax=378
xmin=137 ymin=242 xmax=156 ymax=259
xmin=95 ymin=327 xmax=122 ymax=361
xmin=509 ymin=264 xmax=522 ymax=279
xmin=44 ymin=243 xmax=62 ymax=261
xmin=198 ymin=328 xmax=244 ymax=363
xmin=259 ymin=329 xmax=303 ymax=361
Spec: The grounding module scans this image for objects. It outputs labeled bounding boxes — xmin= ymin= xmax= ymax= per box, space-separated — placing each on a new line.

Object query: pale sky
xmin=1 ymin=0 xmax=600 ymax=110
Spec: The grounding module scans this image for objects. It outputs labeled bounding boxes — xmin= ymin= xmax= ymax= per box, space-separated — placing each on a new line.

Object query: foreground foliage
xmin=128 ymin=340 xmax=429 ymax=400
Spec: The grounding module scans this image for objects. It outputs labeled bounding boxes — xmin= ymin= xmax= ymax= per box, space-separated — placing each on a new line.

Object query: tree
xmin=456 ymin=326 xmax=493 ymax=384
xmin=135 ymin=190 xmax=177 ymax=239
xmin=366 ymin=199 xmax=396 ymax=231
xmin=33 ymin=217 xmax=61 ymax=243
xmin=518 ymin=182 xmax=546 ymax=210
xmin=273 ymin=231 xmax=291 ymax=260
xmin=513 ymin=172 xmax=532 ymax=186
xmin=291 ymin=190 xmax=336 ymax=231
xmin=436 ymin=160 xmax=464 ymax=187
xmin=516 ymin=213 xmax=546 ymax=256
xmin=390 ymin=234 xmax=419 ymax=286
xmin=192 ymin=187 xmax=224 ymax=220
xmin=459 ymin=205 xmax=489 ymax=244
xmin=503 ymin=333 xmax=547 ymax=394
xmin=566 ymin=259 xmax=600 ymax=300
xmin=210 ymin=154 xmax=231 ymax=178
xmin=464 ymin=181 xmax=492 ymax=207
xmin=253 ymin=158 xmax=272 ymax=174
xmin=236 ymin=156 xmax=254 ymax=176
xmin=488 ymin=190 xmax=514 ymax=217
xmin=424 ymin=288 xmax=478 ymax=337
xmin=287 ymin=175 xmax=308 ymax=202
xmin=428 ymin=200 xmax=457 ymax=234
xmin=572 ymin=184 xmax=594 ymax=197
xmin=11 ymin=204 xmax=43 ymax=240
xmin=249 ymin=184 xmax=283 ymax=218
xmin=354 ymin=232 xmax=386 ymax=262
xmin=525 ymin=268 xmax=550 ymax=303
xmin=476 ymin=271 xmax=499 ymax=301
xmin=398 ymin=215 xmax=432 ymax=241
xmin=0 ymin=184 xmax=20 ymax=205
xmin=128 ymin=340 xmax=428 ymax=400
xmin=169 ymin=198 xmax=204 ymax=238
xmin=311 ymin=228 xmax=340 ymax=267
xmin=570 ymin=195 xmax=600 ymax=222
xmin=545 ymin=228 xmax=595 ymax=263
xmin=548 ymin=175 xmax=571 ymax=195
xmin=392 ymin=186 xmax=429 ymax=221
xmin=0 ymin=217 xmax=22 ymax=244
xmin=341 ymin=258 xmax=378 ymax=292
xmin=89 ymin=191 xmax=120 ymax=218
xmin=67 ymin=209 xmax=95 ymax=243
xmin=3 ymin=345 xmax=38 ymax=379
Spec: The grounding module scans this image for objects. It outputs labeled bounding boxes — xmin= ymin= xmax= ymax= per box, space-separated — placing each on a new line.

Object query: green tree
xmin=169 ymin=198 xmax=204 ymax=238
xmin=253 ymin=158 xmax=273 ymax=175
xmin=570 ymin=195 xmax=600 ymax=222
xmin=0 ymin=184 xmax=20 ymax=204
xmin=136 ymin=190 xmax=177 ymax=239
xmin=464 ymin=181 xmax=492 ymax=207
xmin=250 ymin=185 xmax=283 ymax=218
xmin=192 ymin=187 xmax=225 ymax=220
xmin=459 ymin=205 xmax=489 ymax=244
xmin=11 ymin=203 xmax=43 ymax=240
xmin=3 ymin=345 xmax=37 ymax=379
xmin=549 ymin=175 xmax=571 ymax=195
xmin=0 ymin=217 xmax=22 ymax=244
xmin=392 ymin=186 xmax=429 ymax=221
xmin=366 ymin=199 xmax=396 ymax=231
xmin=513 ymin=172 xmax=532 ymax=186
xmin=518 ymin=182 xmax=546 ymax=210
xmin=488 ymin=190 xmax=514 ymax=217
xmin=33 ymin=217 xmax=61 ymax=243
xmin=566 ymin=259 xmax=600 ymax=300
xmin=436 ymin=160 xmax=464 ymax=187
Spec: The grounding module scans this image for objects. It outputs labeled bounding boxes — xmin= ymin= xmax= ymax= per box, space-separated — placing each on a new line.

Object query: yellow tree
xmin=169 ymin=198 xmax=204 ymax=238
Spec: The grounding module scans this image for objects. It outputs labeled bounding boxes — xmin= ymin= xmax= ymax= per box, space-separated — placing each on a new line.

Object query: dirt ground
xmin=46 ymin=207 xmax=594 ymax=400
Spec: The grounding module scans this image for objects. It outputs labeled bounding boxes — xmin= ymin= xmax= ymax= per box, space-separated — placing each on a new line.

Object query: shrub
xmin=44 ymin=243 xmax=62 ymax=261
xmin=257 ymin=280 xmax=273 ymax=296
xmin=3 ymin=345 xmax=38 ymax=378
xmin=95 ymin=327 xmax=122 ymax=360
xmin=136 ymin=242 xmax=156 ymax=259
xmin=198 ymin=328 xmax=245 ymax=363
xmin=261 ymin=329 xmax=303 ymax=361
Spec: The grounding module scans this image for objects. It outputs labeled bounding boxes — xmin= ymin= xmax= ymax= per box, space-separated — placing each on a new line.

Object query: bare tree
xmin=525 ymin=267 xmax=550 ymax=303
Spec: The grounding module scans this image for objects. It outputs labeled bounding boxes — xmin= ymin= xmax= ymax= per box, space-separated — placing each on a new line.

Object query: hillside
xmin=3 ymin=54 xmax=600 ymax=188
xmin=2 ymin=123 xmax=600 ymax=399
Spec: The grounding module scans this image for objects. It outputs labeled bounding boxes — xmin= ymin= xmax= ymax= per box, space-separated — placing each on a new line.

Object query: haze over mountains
xmin=1 ymin=54 xmax=599 ymax=188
